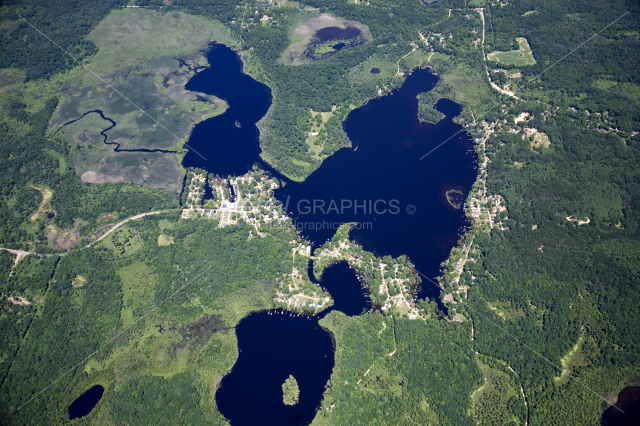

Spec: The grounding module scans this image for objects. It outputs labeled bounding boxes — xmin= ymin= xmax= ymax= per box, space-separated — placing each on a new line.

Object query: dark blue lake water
xmin=182 ymin=43 xmax=272 ymax=176
xmin=180 ymin=44 xmax=477 ymax=425
xmin=68 ymin=385 xmax=104 ymax=420
xmin=602 ymin=386 xmax=640 ymax=426
xmin=310 ymin=260 xmax=370 ymax=316
xmin=275 ymin=69 xmax=476 ymax=300
xmin=216 ymin=311 xmax=334 ymax=426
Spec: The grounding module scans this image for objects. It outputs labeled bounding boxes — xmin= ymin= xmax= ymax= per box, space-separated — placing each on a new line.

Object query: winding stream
xmin=56 ymin=110 xmax=177 ymax=153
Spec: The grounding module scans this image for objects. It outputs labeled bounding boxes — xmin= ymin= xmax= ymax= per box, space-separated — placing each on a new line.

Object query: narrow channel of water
xmin=55 ymin=110 xmax=176 ymax=153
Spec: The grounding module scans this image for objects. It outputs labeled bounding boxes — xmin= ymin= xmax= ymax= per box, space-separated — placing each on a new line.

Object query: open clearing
xmin=555 ymin=334 xmax=588 ymax=386
xmin=118 ymin=261 xmax=156 ymax=316
xmin=102 ymin=227 xmax=143 ymax=257
xmin=29 ymin=185 xmax=53 ymax=222
xmin=72 ymin=275 xmax=87 ymax=288
xmin=487 ymin=37 xmax=536 ymax=66
xmin=158 ymin=234 xmax=175 ymax=246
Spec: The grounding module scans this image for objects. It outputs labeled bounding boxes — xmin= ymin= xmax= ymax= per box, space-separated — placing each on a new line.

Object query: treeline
xmin=485 ymin=0 xmax=640 ymax=133
xmin=0 ymin=0 xmax=127 ymax=81
xmin=0 ymin=206 xmax=297 ymax=423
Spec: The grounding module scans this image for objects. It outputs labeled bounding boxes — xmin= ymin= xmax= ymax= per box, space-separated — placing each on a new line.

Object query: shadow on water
xmin=68 ymin=385 xmax=104 ymax=420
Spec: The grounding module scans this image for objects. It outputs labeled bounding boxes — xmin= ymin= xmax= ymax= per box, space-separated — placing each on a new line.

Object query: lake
xmin=182 ymin=44 xmax=477 ymax=425
xmin=275 ymin=68 xmax=476 ymax=300
xmin=310 ymin=260 xmax=370 ymax=316
xmin=182 ymin=43 xmax=272 ymax=177
xmin=215 ymin=311 xmax=335 ymax=426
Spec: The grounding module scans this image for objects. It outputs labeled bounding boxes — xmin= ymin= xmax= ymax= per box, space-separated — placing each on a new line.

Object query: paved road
xmin=88 ymin=210 xmax=168 ymax=246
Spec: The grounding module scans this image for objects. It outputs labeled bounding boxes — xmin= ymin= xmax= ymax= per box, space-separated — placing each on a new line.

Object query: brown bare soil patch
xmin=7 ymin=296 xmax=31 ymax=306
xmin=51 ymin=221 xmax=85 ymax=250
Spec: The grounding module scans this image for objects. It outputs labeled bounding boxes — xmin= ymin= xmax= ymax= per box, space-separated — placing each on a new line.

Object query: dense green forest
xmin=1 ymin=0 xmax=640 ymax=424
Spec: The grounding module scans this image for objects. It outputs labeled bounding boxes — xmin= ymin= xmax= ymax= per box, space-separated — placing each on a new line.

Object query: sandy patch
xmin=566 ymin=216 xmax=590 ymax=225
xmin=7 ymin=296 xmax=31 ymax=305
xmin=514 ymin=112 xmax=530 ymax=123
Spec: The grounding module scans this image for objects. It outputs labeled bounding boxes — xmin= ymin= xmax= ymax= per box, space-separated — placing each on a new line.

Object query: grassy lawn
xmin=157 ymin=234 xmax=175 ymax=246
xmin=117 ymin=261 xmax=156 ymax=308
xmin=487 ymin=37 xmax=536 ymax=66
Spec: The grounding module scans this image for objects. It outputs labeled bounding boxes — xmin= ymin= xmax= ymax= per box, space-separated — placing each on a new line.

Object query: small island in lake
xmin=282 ymin=375 xmax=300 ymax=405
xmin=445 ymin=189 xmax=465 ymax=209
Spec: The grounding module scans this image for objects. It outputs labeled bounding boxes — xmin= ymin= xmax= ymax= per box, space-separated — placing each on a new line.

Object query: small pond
xmin=68 ymin=385 xmax=104 ymax=420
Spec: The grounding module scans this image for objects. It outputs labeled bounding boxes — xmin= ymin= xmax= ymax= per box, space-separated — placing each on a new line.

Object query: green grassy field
xmin=487 ymin=37 xmax=536 ymax=66
xmin=118 ymin=261 xmax=156 ymax=309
